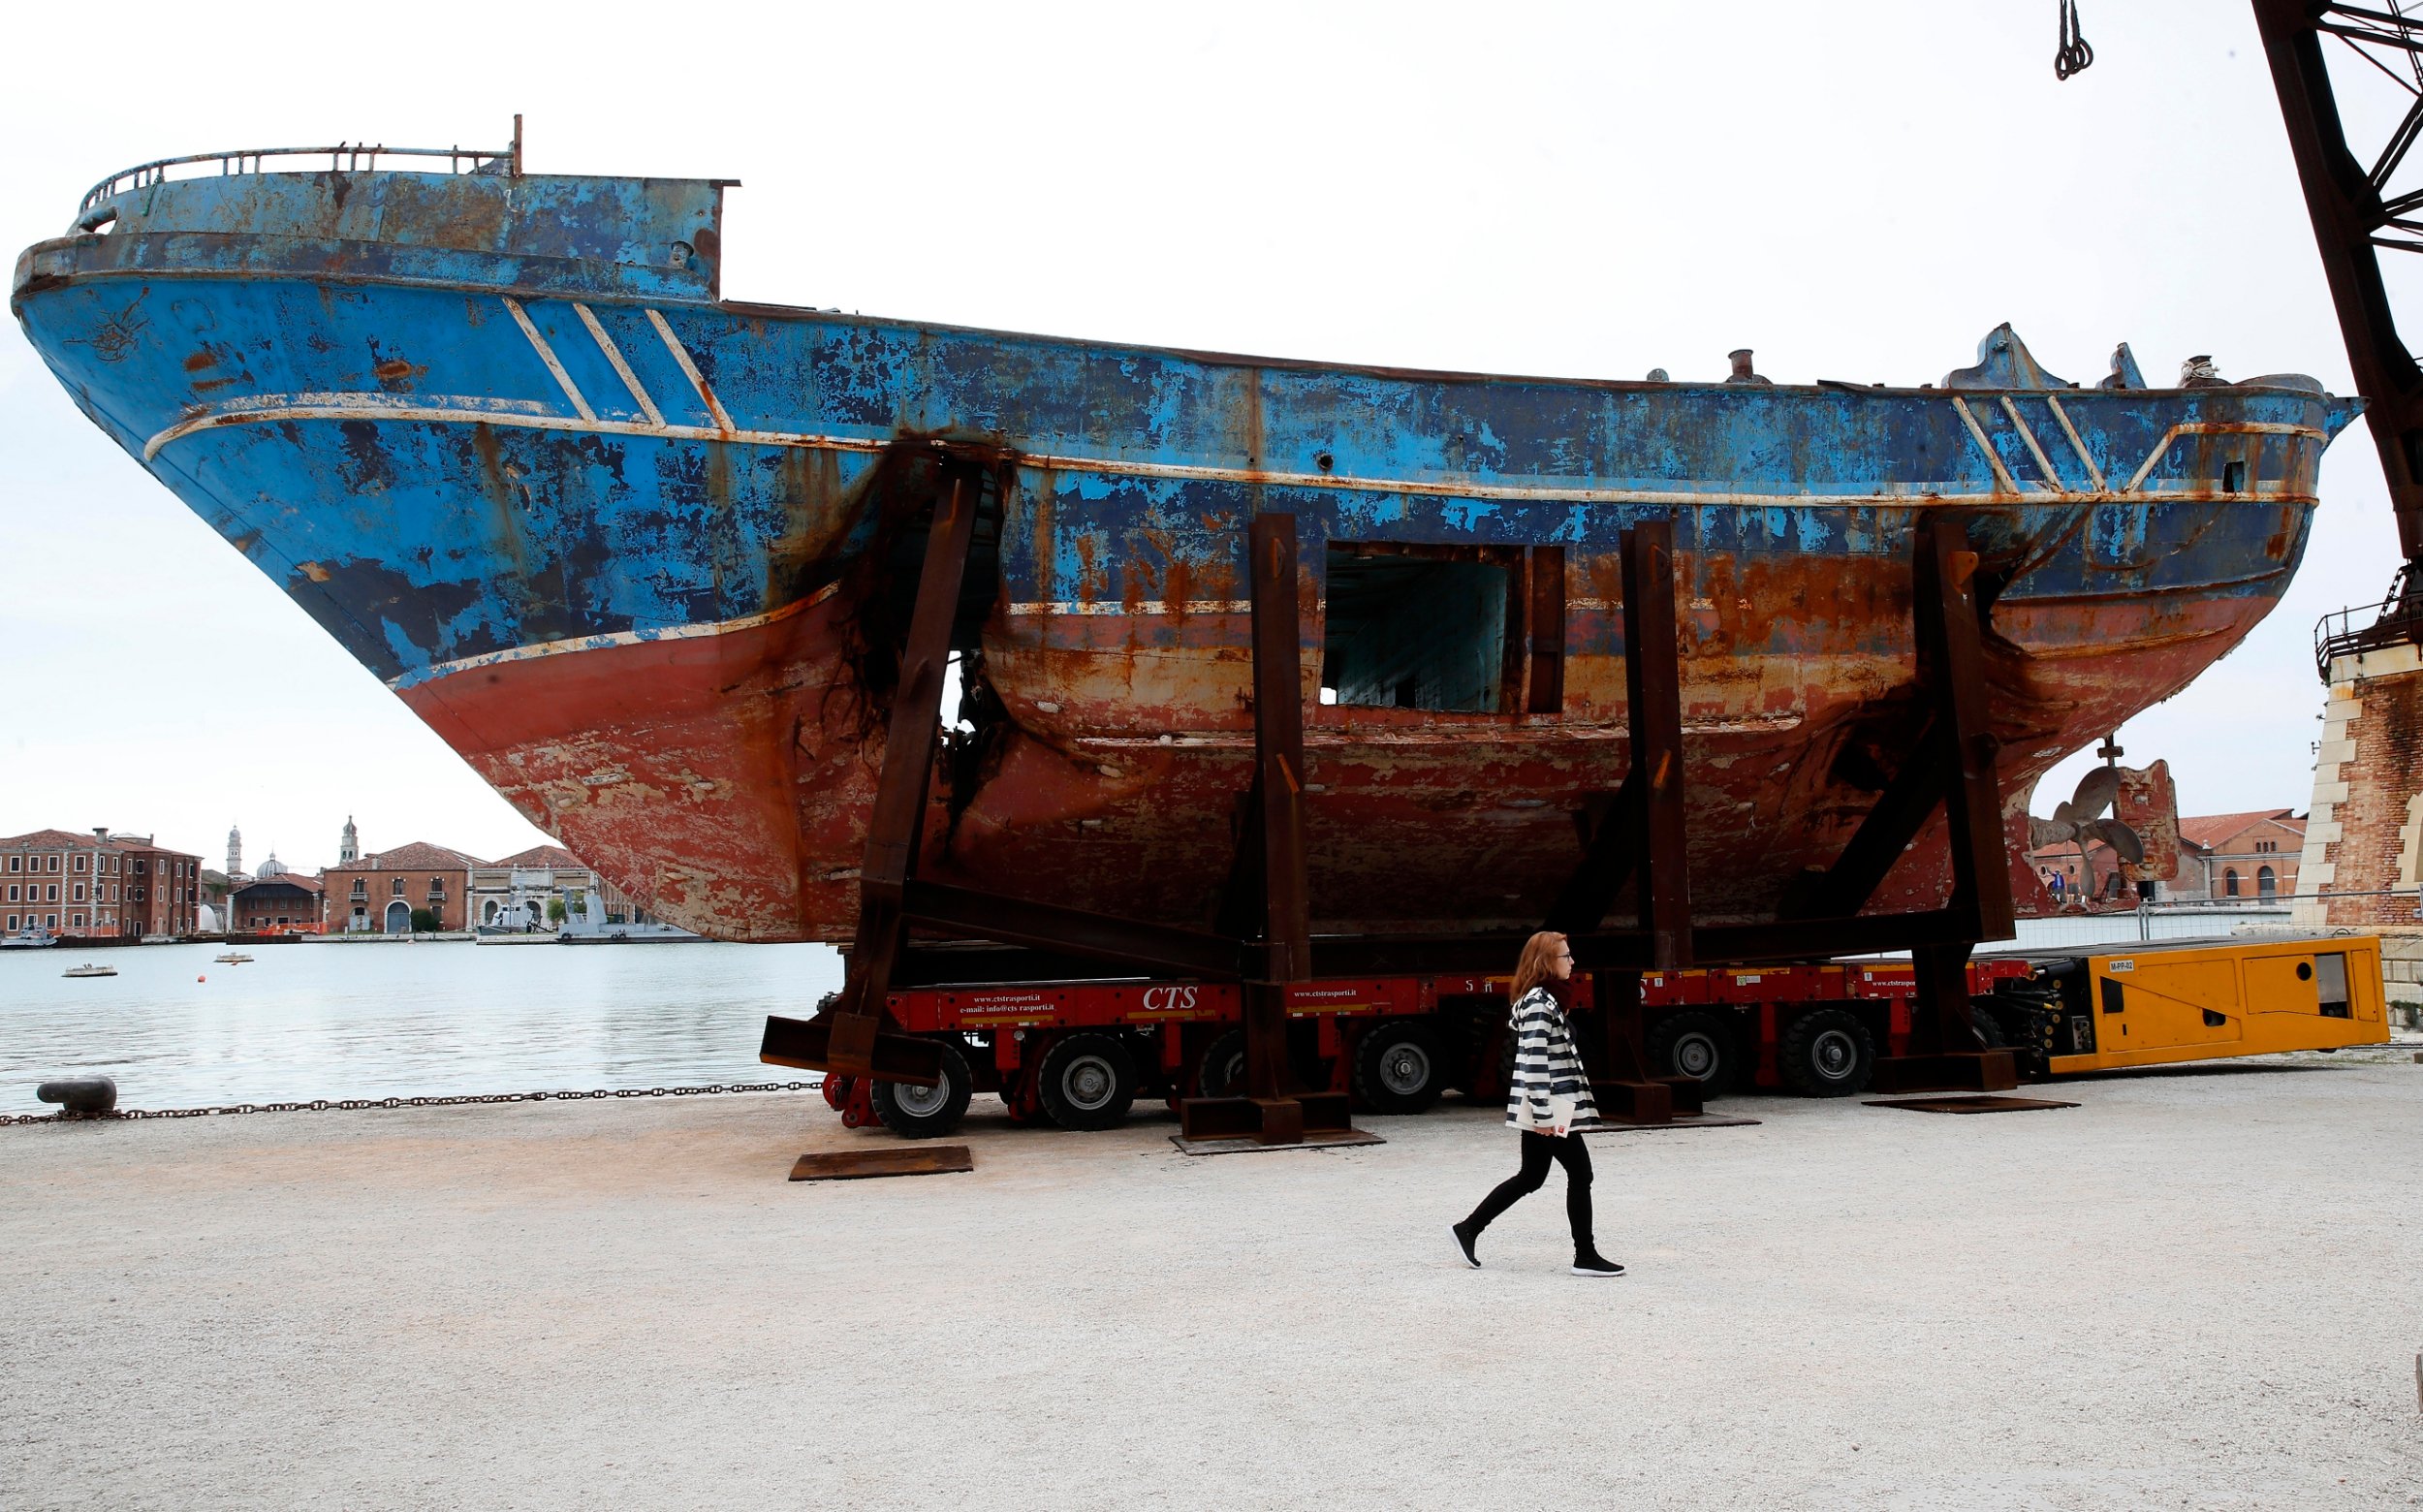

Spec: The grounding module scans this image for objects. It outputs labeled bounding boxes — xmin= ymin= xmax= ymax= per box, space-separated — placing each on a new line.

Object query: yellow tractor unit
xmin=1976 ymin=935 xmax=2390 ymax=1076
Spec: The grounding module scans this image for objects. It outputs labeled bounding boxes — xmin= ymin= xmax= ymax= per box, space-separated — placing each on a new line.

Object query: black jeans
xmin=1464 ymin=1130 xmax=1594 ymax=1252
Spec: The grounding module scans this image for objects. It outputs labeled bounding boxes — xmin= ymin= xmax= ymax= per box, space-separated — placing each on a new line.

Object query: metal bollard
xmin=36 ymin=1078 xmax=117 ymax=1116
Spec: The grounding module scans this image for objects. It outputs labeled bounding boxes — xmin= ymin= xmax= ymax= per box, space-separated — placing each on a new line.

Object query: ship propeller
xmin=2030 ymin=763 xmax=2145 ymax=882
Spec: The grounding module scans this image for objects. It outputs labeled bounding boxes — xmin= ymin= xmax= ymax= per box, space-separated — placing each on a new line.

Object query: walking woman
xmin=1450 ymin=930 xmax=1624 ymax=1276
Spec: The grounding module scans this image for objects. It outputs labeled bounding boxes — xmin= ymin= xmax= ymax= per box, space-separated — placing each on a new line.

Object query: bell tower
xmin=338 ymin=815 xmax=359 ymax=866
xmin=225 ymin=822 xmax=242 ymax=879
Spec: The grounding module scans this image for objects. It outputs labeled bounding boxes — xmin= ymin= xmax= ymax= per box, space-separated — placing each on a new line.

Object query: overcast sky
xmin=1 ymin=1 xmax=2405 ymax=873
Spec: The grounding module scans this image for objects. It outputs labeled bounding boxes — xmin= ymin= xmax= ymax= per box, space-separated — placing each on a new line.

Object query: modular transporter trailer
xmin=794 ymin=933 xmax=2391 ymax=1138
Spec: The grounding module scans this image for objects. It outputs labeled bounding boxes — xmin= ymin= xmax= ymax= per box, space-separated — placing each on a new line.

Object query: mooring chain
xmin=2055 ymin=0 xmax=2093 ymax=80
xmin=2 ymin=1080 xmax=824 ymax=1126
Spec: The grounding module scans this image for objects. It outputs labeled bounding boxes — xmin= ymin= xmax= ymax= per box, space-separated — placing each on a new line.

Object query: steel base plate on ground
xmin=1580 ymin=1114 xmax=1762 ymax=1133
xmin=1862 ymin=1095 xmax=2079 ymax=1115
xmin=789 ymin=1145 xmax=975 ymax=1181
xmin=1169 ymin=1129 xmax=1389 ymax=1157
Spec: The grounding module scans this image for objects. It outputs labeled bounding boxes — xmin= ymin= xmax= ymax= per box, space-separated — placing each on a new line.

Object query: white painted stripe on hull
xmin=393 ymin=579 xmax=844 ymax=690
xmin=501 ymin=297 xmax=595 ymax=422
xmin=574 ymin=302 xmax=665 ymax=426
xmin=141 ymin=391 xmax=2325 ymax=509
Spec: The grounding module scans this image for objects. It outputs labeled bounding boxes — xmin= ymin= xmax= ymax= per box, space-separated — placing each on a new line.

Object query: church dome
xmin=257 ymin=852 xmax=284 ymax=878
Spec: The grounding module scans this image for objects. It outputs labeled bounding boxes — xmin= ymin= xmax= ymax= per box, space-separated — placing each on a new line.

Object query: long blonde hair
xmin=1510 ymin=930 xmax=1568 ymax=1004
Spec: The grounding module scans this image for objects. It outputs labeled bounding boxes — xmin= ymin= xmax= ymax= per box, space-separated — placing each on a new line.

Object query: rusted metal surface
xmin=1621 ymin=520 xmax=1692 ymax=967
xmin=1861 ymin=1096 xmax=2077 ymax=1115
xmin=8 ymin=155 xmax=2365 ymax=949
xmin=786 ymin=1145 xmax=973 ymax=1181
xmin=1169 ymin=1128 xmax=1385 ymax=1156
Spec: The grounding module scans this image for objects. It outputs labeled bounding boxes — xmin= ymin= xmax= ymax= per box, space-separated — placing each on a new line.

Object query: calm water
xmin=0 ymin=940 xmax=843 ymax=1113
xmin=1 ymin=911 xmax=2316 ymax=1115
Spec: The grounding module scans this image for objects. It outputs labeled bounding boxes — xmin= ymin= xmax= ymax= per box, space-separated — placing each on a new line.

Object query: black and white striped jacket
xmin=1505 ymin=986 xmax=1600 ymax=1133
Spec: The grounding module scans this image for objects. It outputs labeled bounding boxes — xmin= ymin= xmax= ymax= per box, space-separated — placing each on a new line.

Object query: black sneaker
xmin=1570 ymin=1252 xmax=1625 ymax=1277
xmin=1450 ymin=1222 xmax=1481 ymax=1269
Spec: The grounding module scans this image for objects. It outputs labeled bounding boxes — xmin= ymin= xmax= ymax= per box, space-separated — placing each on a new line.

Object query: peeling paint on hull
xmin=9 ymin=159 xmax=2362 ymax=942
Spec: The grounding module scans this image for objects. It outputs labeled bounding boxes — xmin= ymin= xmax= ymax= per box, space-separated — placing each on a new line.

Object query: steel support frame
xmin=1546 ymin=520 xmax=1702 ymax=1122
xmin=2254 ymin=0 xmax=2423 ymax=573
xmin=1864 ymin=519 xmax=2018 ymax=1094
xmin=772 ymin=504 xmax=2023 ymax=1109
xmin=760 ymin=462 xmax=986 ymax=1088
xmin=1178 ymin=513 xmax=1350 ymax=1145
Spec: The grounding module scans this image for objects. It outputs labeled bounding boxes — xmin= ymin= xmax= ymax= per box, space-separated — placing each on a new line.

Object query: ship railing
xmin=2314 ymin=564 xmax=2423 ymax=678
xmin=74 ymin=141 xmax=519 ymax=232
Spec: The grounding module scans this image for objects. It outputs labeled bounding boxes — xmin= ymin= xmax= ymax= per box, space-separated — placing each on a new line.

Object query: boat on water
xmin=61 ymin=963 xmax=117 ymax=978
xmin=9 ymin=140 xmax=2361 ymax=943
xmin=1 ymin=929 xmax=60 ymax=950
xmin=212 ymin=952 xmax=254 ymax=963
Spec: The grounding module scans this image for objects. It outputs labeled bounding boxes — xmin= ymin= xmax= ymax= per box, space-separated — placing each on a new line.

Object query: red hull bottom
xmin=401 ymin=583 xmax=2271 ymax=944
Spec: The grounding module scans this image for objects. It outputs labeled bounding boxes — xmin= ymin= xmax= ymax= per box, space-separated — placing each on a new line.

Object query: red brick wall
xmin=323 ymin=866 xmax=471 ymax=931
xmin=0 ymin=835 xmax=195 ymax=936
xmin=2306 ymin=653 xmax=2423 ymax=927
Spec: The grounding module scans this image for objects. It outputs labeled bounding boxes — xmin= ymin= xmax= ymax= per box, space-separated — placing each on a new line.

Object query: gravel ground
xmin=3 ymin=1051 xmax=2419 ymax=1510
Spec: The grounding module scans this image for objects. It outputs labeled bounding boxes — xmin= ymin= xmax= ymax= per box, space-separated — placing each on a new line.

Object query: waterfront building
xmin=323 ymin=841 xmax=483 ymax=933
xmin=231 ymin=869 xmax=327 ymax=933
xmin=2181 ymin=810 xmax=2306 ymax=902
xmin=107 ymin=835 xmax=205 ymax=937
xmin=0 ymin=828 xmax=204 ymax=938
xmin=469 ymin=844 xmax=587 ymax=931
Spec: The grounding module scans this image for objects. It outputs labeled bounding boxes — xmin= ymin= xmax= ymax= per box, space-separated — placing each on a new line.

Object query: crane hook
xmin=2056 ymin=0 xmax=2094 ymax=80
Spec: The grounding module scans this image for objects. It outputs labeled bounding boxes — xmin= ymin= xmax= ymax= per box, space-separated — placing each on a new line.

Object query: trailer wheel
xmin=1647 ymin=1010 xmax=1736 ymax=1094
xmin=1038 ymin=1033 xmax=1138 ymax=1130
xmin=1778 ymin=1008 xmax=1873 ymax=1097
xmin=1965 ymin=1001 xmax=2007 ymax=1050
xmin=1193 ymin=1030 xmax=1246 ymax=1099
xmin=869 ymin=1040 xmax=974 ymax=1138
xmin=1352 ymin=1021 xmax=1443 ymax=1114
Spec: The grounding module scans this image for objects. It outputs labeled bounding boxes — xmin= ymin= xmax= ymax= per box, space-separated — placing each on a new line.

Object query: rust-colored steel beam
xmin=1545 ymin=768 xmax=1647 ymax=935
xmin=1250 ymin=512 xmax=1312 ymax=990
xmin=1913 ymin=518 xmax=2015 ymax=942
xmin=1621 ymin=520 xmax=1693 ymax=966
xmin=1544 ymin=521 xmax=1688 ymax=943
xmin=1869 ymin=519 xmax=2016 ymax=1091
xmin=813 ymin=463 xmax=986 ymax=1083
xmin=1786 ymin=718 xmax=1946 ymax=921
xmin=880 ymin=901 xmax=1998 ymax=988
xmin=900 ymin=880 xmax=1242 ymax=979
xmin=1245 ymin=511 xmax=1309 ymax=1113
xmin=1525 ymin=546 xmax=1566 ymax=714
xmin=1181 ymin=512 xmax=1330 ymax=1144
xmin=2255 ymin=0 xmax=2423 ymax=567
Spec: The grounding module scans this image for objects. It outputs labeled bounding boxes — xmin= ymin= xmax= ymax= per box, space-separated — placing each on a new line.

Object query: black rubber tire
xmin=1038 ymin=1032 xmax=1138 ymax=1130
xmin=1646 ymin=1009 xmax=1737 ymax=1095
xmin=1778 ymin=1008 xmax=1874 ymax=1097
xmin=1193 ymin=1029 xmax=1246 ymax=1099
xmin=869 ymin=1039 xmax=974 ymax=1138
xmin=1965 ymin=1000 xmax=2008 ymax=1051
xmin=1352 ymin=1020 xmax=1444 ymax=1114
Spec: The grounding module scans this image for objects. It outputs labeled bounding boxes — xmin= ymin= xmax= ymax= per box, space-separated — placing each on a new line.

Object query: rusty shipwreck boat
xmin=11 ymin=141 xmax=2360 ymax=952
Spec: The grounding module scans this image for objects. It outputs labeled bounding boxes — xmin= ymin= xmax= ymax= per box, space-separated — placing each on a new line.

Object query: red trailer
xmin=811 ymin=957 xmax=2037 ymax=1137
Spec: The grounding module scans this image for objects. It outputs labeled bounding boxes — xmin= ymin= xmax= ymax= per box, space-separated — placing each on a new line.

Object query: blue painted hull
xmin=10 ymin=161 xmax=2360 ymax=940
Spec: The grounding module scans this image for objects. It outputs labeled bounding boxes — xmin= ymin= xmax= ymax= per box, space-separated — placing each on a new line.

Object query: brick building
xmin=230 ymin=869 xmax=327 ymax=933
xmin=324 ymin=841 xmax=483 ymax=933
xmin=2297 ymin=637 xmax=2423 ymax=927
xmin=2179 ymin=810 xmax=2305 ymax=902
xmin=0 ymin=828 xmax=204 ymax=938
